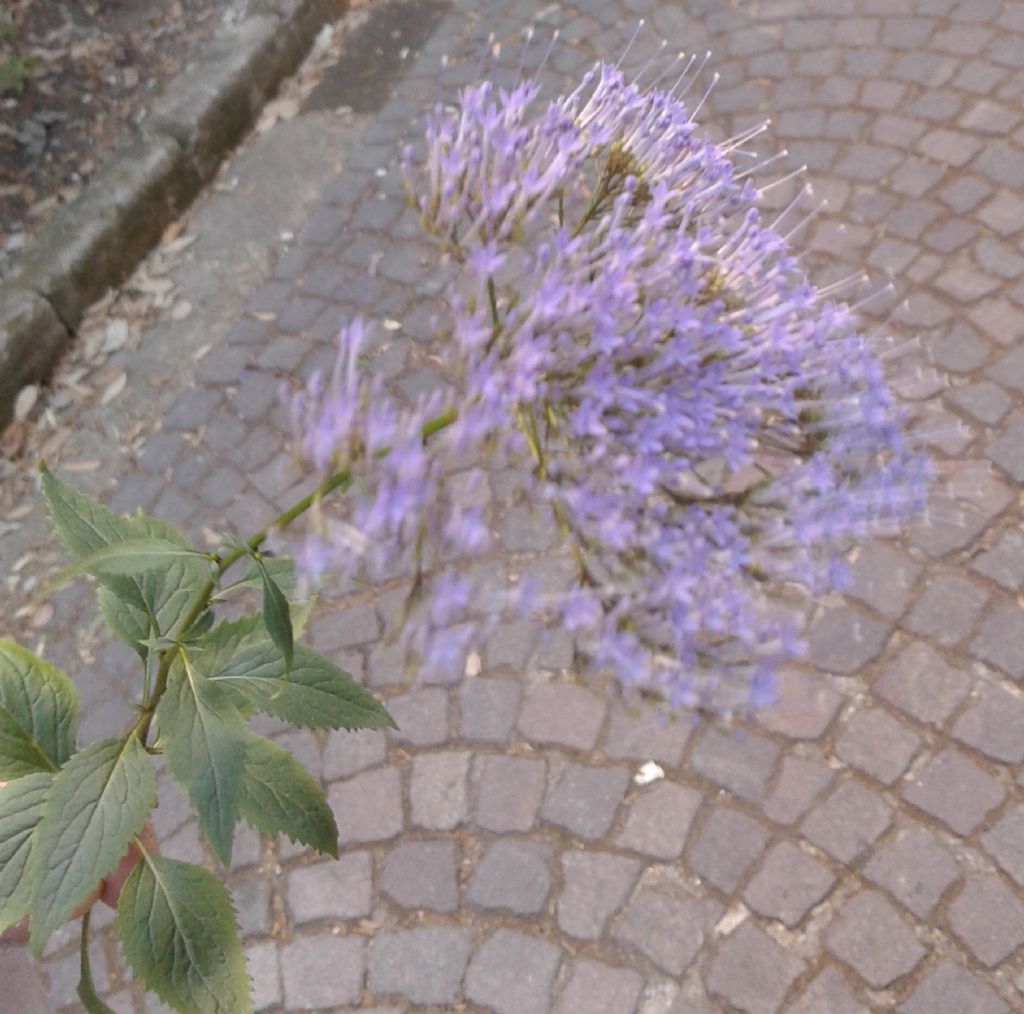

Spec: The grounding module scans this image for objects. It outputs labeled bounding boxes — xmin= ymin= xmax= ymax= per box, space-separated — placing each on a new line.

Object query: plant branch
xmin=133 ymin=406 xmax=459 ymax=745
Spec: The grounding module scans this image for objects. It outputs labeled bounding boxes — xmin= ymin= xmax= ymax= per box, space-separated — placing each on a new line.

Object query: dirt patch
xmin=0 ymin=0 xmax=247 ymax=279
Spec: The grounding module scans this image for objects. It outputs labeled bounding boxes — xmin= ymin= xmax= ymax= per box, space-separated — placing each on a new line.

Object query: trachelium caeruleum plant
xmin=0 ymin=47 xmax=927 ymax=1014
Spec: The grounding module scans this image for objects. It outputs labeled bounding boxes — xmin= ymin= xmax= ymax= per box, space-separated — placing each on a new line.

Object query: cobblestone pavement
xmin=3 ymin=0 xmax=1024 ymax=1011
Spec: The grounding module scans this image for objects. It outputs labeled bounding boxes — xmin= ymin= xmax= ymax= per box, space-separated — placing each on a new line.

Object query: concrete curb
xmin=0 ymin=0 xmax=348 ymax=429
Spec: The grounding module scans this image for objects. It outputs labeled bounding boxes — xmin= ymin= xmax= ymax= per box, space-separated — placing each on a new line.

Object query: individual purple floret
xmin=287 ymin=56 xmax=928 ymax=715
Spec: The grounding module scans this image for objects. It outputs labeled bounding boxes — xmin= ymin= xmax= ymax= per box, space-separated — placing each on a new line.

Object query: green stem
xmin=133 ymin=406 xmax=459 ymax=745
xmin=572 ymin=167 xmax=613 ymax=238
xmin=77 ymin=910 xmax=116 ymax=1014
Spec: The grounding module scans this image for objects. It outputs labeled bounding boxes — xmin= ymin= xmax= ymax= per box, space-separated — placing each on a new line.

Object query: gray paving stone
xmin=928 ymin=320 xmax=991 ymax=373
xmin=612 ymin=885 xmax=723 ymax=976
xmin=387 ymin=686 xmax=449 ymax=746
xmin=987 ymin=346 xmax=1024 ymax=393
xmin=558 ymin=851 xmax=642 ymax=940
xmin=160 ymin=820 xmax=207 ymax=866
xmin=245 ymin=940 xmax=281 ymax=1013
xmin=465 ymin=929 xmax=563 ymax=1014
xmin=541 ymin=763 xmax=630 ymax=840
xmin=690 ymin=727 xmax=779 ymax=803
xmin=948 ymin=874 xmax=1024 ymax=966
xmin=764 ymin=755 xmax=834 ymax=826
xmin=983 ymin=806 xmax=1024 ymax=888
xmin=368 ymin=640 xmax=406 ymax=688
xmin=603 ymin=702 xmax=692 ymax=765
xmin=835 ymin=707 xmax=921 ymax=785
xmin=898 ymin=958 xmax=1009 ymax=1014
xmin=287 ymin=851 xmax=373 ymax=923
xmin=873 ymin=641 xmax=971 ymax=726
xmin=789 ymin=966 xmax=864 ymax=1014
xmin=615 ymin=781 xmax=703 ymax=859
xmin=536 ymin=627 xmax=574 ymax=670
xmin=475 ymin=754 xmax=547 ymax=832
xmin=281 ymin=935 xmax=364 ymax=1009
xmin=554 ymin=959 xmax=644 ymax=1014
xmin=687 ymin=806 xmax=770 ymax=894
xmin=806 ymin=606 xmax=891 ymax=673
xmin=231 ymin=822 xmax=263 ymax=873
xmin=744 ymin=841 xmax=836 ymax=927
xmin=902 ymin=748 xmax=1006 ymax=835
xmin=903 ymin=575 xmax=990 ymax=646
xmin=970 ymin=600 xmax=1024 ymax=678
xmin=273 ymin=728 xmax=322 ymax=782
xmin=368 ymin=926 xmax=472 ymax=1006
xmin=329 ymin=766 xmax=404 ymax=845
xmin=381 ymin=839 xmax=458 ymax=912
xmin=309 ymin=602 xmax=382 ymax=651
xmin=410 ymin=750 xmax=471 ymax=830
xmin=707 ymin=922 xmax=806 ymax=1014
xmin=971 ymin=529 xmax=1024 ymax=591
xmin=948 ymin=381 xmax=1012 ymax=425
xmin=757 ymin=668 xmax=843 ymax=740
xmin=802 ymin=779 xmax=893 ymax=864
xmin=977 ymin=189 xmax=1024 ymax=234
xmin=953 ymin=683 xmax=1024 ymax=763
xmin=467 ymin=838 xmax=553 ymax=915
xmin=324 ymin=727 xmax=387 ymax=780
xmin=500 ymin=503 xmax=560 ymax=551
xmin=459 ymin=677 xmax=521 ymax=742
xmin=517 ymin=681 xmax=607 ymax=750
xmin=233 ymin=874 xmax=272 ymax=936
xmin=826 ymin=891 xmax=927 ymax=988
xmin=986 ymin=418 xmax=1024 ymax=483
xmin=864 ymin=823 xmax=960 ymax=918
xmin=486 ymin=619 xmax=540 ymax=671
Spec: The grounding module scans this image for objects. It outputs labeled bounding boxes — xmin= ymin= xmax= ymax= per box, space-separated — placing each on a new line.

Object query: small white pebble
xmin=634 ymin=761 xmax=665 ymax=785
xmin=715 ymin=904 xmax=749 ymax=936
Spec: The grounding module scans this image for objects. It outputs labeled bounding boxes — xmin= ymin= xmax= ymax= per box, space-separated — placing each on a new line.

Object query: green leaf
xmin=220 ymin=555 xmax=295 ymax=598
xmin=118 ymin=849 xmax=251 ymax=1014
xmin=78 ymin=910 xmax=117 ymax=1014
xmin=40 ymin=470 xmax=210 ymax=656
xmin=239 ymin=734 xmax=337 ymax=858
xmin=155 ymin=653 xmax=246 ymax=866
xmin=192 ymin=615 xmax=263 ymax=673
xmin=29 ymin=736 xmax=155 ymax=950
xmin=49 ymin=539 xmax=206 ymax=588
xmin=256 ymin=557 xmax=292 ymax=674
xmin=40 ymin=467 xmax=151 ymax=559
xmin=210 ymin=642 xmax=395 ymax=732
xmin=0 ymin=639 xmax=78 ymax=778
xmin=0 ymin=772 xmax=52 ymax=933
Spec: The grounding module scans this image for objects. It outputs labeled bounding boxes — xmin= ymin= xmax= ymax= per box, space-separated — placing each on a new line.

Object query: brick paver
xmin=5 ymin=0 xmax=1024 ymax=1010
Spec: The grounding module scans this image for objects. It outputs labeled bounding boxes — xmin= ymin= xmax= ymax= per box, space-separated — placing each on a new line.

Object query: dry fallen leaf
xmin=104 ymin=319 xmax=129 ymax=353
xmin=161 ymin=220 xmax=184 ymax=244
xmin=133 ymin=276 xmax=173 ymax=297
xmin=29 ymin=603 xmax=54 ymax=629
xmin=163 ymin=234 xmax=197 ymax=256
xmin=101 ymin=371 xmax=128 ymax=405
xmin=13 ymin=385 xmax=38 ymax=422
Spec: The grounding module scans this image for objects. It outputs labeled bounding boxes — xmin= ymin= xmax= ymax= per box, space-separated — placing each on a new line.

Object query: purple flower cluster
xmin=288 ymin=58 xmax=927 ymax=713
